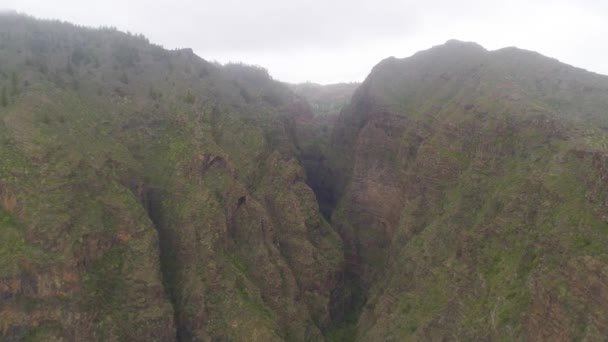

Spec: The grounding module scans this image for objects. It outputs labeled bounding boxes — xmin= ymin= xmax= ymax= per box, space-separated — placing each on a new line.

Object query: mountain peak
xmin=444 ymin=38 xmax=476 ymax=45
xmin=439 ymin=39 xmax=487 ymax=51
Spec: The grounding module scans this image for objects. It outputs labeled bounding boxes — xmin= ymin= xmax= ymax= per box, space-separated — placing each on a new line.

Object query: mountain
xmin=328 ymin=40 xmax=608 ymax=340
xmin=0 ymin=14 xmax=342 ymax=341
xmin=1 ymin=14 xmax=607 ymax=342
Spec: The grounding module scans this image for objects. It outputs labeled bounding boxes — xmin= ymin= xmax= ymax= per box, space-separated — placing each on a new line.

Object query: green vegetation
xmin=1 ymin=14 xmax=608 ymax=342
xmin=1 ymin=86 xmax=7 ymax=107
xmin=82 ymin=245 xmax=126 ymax=313
xmin=0 ymin=13 xmax=342 ymax=341
xmin=10 ymin=71 xmax=18 ymax=95
xmin=330 ymin=40 xmax=608 ymax=341
xmin=0 ymin=209 xmax=52 ymax=275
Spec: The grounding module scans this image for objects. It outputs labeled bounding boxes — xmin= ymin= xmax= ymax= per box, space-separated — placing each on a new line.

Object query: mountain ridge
xmin=1 ymin=13 xmax=607 ymax=341
xmin=326 ymin=34 xmax=608 ymax=341
xmin=0 ymin=14 xmax=342 ymax=341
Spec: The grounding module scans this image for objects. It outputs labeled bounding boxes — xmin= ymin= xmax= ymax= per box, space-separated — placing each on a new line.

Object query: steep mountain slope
xmin=330 ymin=40 xmax=608 ymax=340
xmin=2 ymin=13 xmax=608 ymax=342
xmin=0 ymin=14 xmax=342 ymax=341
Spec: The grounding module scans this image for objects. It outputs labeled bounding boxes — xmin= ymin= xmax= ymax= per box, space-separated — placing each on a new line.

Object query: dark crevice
xmin=143 ymin=188 xmax=183 ymax=342
xmin=299 ymin=148 xmax=367 ymax=340
xmin=301 ymin=153 xmax=339 ymax=221
xmin=323 ymin=215 xmax=369 ymax=340
xmin=325 ymin=270 xmax=367 ymax=340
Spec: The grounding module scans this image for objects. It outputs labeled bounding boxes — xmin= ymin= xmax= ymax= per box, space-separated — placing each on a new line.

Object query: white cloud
xmin=1 ymin=0 xmax=607 ymax=83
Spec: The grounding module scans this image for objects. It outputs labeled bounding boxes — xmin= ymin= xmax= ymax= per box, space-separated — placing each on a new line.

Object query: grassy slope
xmin=3 ymin=15 xmax=607 ymax=342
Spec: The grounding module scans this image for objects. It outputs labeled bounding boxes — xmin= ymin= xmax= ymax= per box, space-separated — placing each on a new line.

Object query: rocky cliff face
xmin=330 ymin=40 xmax=608 ymax=340
xmin=0 ymin=14 xmax=342 ymax=341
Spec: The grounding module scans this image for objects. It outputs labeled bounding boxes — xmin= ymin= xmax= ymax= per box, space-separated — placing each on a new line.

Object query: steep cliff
xmin=2 ymin=14 xmax=608 ymax=342
xmin=0 ymin=14 xmax=342 ymax=341
xmin=330 ymin=40 xmax=608 ymax=340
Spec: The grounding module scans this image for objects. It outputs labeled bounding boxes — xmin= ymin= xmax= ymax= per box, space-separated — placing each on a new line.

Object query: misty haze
xmin=0 ymin=1 xmax=607 ymax=341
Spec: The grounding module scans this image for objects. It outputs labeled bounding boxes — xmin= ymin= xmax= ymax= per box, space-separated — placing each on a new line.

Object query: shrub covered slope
xmin=1 ymin=15 xmax=608 ymax=342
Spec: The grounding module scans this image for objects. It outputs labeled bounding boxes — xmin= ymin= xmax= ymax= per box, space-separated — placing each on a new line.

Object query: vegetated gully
xmin=137 ymin=146 xmax=364 ymax=340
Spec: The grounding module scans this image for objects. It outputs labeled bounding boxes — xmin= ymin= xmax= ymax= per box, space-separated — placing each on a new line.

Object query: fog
xmin=2 ymin=0 xmax=607 ymax=83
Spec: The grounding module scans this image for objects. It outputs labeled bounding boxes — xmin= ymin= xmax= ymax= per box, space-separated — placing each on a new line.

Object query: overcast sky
xmin=1 ymin=0 xmax=607 ymax=84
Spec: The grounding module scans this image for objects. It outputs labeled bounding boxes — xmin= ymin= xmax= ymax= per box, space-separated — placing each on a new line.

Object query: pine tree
xmin=10 ymin=72 xmax=18 ymax=96
xmin=1 ymin=86 xmax=7 ymax=107
xmin=65 ymin=60 xmax=74 ymax=75
xmin=184 ymin=90 xmax=195 ymax=104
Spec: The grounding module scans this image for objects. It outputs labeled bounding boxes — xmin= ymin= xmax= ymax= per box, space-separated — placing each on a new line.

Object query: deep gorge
xmin=1 ymin=14 xmax=608 ymax=341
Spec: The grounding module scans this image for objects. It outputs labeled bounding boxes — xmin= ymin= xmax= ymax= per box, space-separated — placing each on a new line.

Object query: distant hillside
xmin=289 ymin=82 xmax=359 ymax=117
